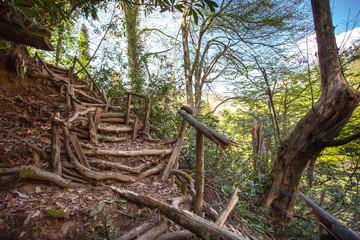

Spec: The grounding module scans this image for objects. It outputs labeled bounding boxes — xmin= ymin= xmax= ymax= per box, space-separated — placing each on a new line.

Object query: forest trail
xmin=0 ymin=57 xmax=250 ymax=240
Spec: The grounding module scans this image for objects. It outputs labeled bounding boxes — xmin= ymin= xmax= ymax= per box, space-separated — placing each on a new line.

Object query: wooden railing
xmin=163 ymin=106 xmax=237 ymax=215
xmin=300 ymin=192 xmax=360 ymax=240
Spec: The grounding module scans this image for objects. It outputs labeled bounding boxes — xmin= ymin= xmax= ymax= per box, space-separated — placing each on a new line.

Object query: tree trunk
xmin=181 ymin=8 xmax=194 ymax=109
xmin=55 ymin=23 xmax=64 ymax=66
xmin=252 ymin=120 xmax=265 ymax=174
xmin=263 ymin=0 xmax=360 ymax=233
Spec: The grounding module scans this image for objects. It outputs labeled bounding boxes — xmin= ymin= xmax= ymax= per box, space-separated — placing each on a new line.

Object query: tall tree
xmin=262 ymin=0 xmax=360 ymax=233
xmin=122 ymin=2 xmax=144 ymax=93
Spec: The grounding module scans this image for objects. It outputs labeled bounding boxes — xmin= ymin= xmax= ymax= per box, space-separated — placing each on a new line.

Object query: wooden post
xmin=88 ymin=111 xmax=99 ymax=145
xmin=104 ymin=97 xmax=112 ymax=112
xmin=215 ymin=188 xmax=239 ymax=227
xmin=70 ymin=86 xmax=77 ymax=112
xmin=194 ymin=132 xmax=205 ymax=215
xmin=132 ymin=118 xmax=140 ymax=140
xmin=69 ymin=132 xmax=90 ymax=168
xmin=51 ymin=112 xmax=61 ymax=175
xmin=68 ymin=57 xmax=76 ymax=84
xmin=125 ymin=94 xmax=132 ymax=125
xmin=65 ymin=85 xmax=71 ymax=107
xmin=94 ymin=108 xmax=102 ymax=131
xmin=90 ymin=82 xmax=93 ymax=91
xmin=143 ymin=96 xmax=150 ymax=133
xmin=101 ymin=86 xmax=108 ymax=103
xmin=162 ymin=119 xmax=188 ymax=181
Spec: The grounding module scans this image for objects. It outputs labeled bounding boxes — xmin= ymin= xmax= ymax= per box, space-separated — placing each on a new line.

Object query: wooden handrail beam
xmin=124 ymin=91 xmax=147 ymax=99
xmin=75 ymin=57 xmax=102 ymax=96
xmin=300 ymin=192 xmax=360 ymax=240
xmin=177 ymin=109 xmax=237 ymax=149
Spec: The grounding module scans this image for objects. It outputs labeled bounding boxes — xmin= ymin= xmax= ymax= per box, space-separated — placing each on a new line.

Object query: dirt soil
xmin=0 ymin=69 xmax=184 ymax=240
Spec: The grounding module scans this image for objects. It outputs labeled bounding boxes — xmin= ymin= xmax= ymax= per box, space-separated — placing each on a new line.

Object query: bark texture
xmin=263 ymin=0 xmax=360 ymax=233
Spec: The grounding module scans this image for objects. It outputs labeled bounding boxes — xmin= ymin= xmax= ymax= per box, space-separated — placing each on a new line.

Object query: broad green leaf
xmin=89 ymin=202 xmax=106 ymax=217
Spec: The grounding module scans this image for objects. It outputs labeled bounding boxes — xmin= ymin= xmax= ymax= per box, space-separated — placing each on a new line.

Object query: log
xmin=125 ymin=94 xmax=132 ymax=125
xmin=137 ymin=219 xmax=171 ymax=240
xmin=135 ymin=161 xmax=166 ymax=180
xmin=68 ymin=108 xmax=96 ymax=122
xmin=178 ymin=109 xmax=237 ymax=149
xmin=100 ymin=118 xmax=131 ymax=124
xmin=85 ymin=149 xmax=173 ymax=157
xmin=215 ymin=188 xmax=239 ymax=227
xmin=143 ymin=96 xmax=150 ymax=133
xmin=69 ymin=133 xmax=90 ymax=168
xmin=162 ymin=119 xmax=188 ymax=181
xmin=101 ymin=112 xmax=128 ymax=118
xmin=98 ymin=124 xmax=133 ymax=133
xmin=116 ymin=222 xmax=154 ymax=240
xmin=0 ymin=167 xmax=21 ymax=176
xmin=19 ymin=165 xmax=71 ymax=187
xmin=110 ymin=187 xmax=246 ymax=240
xmin=155 ymin=230 xmax=194 ymax=240
xmin=88 ymin=111 xmax=99 ymax=145
xmin=74 ymin=88 xmax=103 ymax=104
xmin=194 ymin=132 xmax=205 ymax=215
xmin=88 ymin=159 xmax=146 ymax=173
xmin=51 ymin=113 xmax=61 ymax=175
xmin=124 ymin=91 xmax=147 ymax=98
xmin=300 ymin=192 xmax=360 ymax=240
xmin=98 ymin=135 xmax=129 ymax=142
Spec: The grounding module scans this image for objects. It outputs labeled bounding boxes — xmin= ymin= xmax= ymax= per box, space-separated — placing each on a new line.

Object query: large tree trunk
xmin=123 ymin=3 xmax=142 ymax=93
xmin=263 ymin=0 xmax=360 ymax=233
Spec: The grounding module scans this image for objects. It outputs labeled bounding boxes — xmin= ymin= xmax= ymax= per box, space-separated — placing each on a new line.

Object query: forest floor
xmin=0 ymin=64 xmax=252 ymax=240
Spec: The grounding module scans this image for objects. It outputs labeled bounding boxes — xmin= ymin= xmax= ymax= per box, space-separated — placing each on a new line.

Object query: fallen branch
xmin=25 ymin=142 xmax=48 ymax=160
xmin=0 ymin=167 xmax=21 ymax=176
xmin=110 ymin=187 xmax=246 ymax=240
xmin=137 ymin=219 xmax=171 ymax=240
xmin=155 ymin=230 xmax=194 ymax=240
xmin=215 ymin=188 xmax=239 ymax=227
xmin=117 ymin=222 xmax=154 ymax=240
